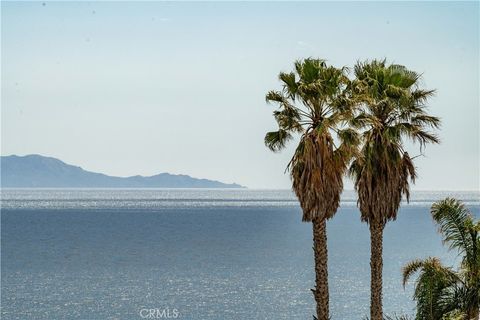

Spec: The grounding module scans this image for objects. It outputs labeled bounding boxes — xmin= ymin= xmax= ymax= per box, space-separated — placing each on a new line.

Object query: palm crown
xmin=265 ymin=58 xmax=358 ymax=221
xmin=349 ymin=59 xmax=441 ymax=224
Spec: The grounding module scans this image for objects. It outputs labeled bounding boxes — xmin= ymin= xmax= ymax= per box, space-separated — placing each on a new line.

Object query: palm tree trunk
xmin=370 ymin=220 xmax=384 ymax=320
xmin=312 ymin=218 xmax=329 ymax=320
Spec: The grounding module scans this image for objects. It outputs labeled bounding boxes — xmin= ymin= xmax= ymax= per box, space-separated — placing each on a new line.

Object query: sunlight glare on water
xmin=1 ymin=189 xmax=479 ymax=319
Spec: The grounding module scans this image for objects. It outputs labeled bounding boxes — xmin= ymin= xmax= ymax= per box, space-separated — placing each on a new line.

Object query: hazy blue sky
xmin=2 ymin=1 xmax=479 ymax=190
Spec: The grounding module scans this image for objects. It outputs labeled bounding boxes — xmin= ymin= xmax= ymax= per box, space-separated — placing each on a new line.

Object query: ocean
xmin=1 ymin=189 xmax=479 ymax=319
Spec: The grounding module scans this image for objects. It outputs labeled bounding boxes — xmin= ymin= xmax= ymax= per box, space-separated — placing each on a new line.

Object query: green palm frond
xmin=410 ymin=114 xmax=441 ymax=129
xmin=265 ymin=90 xmax=285 ymax=104
xmin=411 ymin=89 xmax=436 ymax=103
xmin=264 ymin=130 xmax=292 ymax=152
xmin=431 ymin=198 xmax=476 ymax=258
xmin=278 ymin=72 xmax=298 ymax=98
xmin=273 ymin=107 xmax=303 ymax=132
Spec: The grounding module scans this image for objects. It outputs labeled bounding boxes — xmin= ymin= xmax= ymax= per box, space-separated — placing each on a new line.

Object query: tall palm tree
xmin=348 ymin=59 xmax=440 ymax=320
xmin=403 ymin=198 xmax=480 ymax=320
xmin=264 ymin=58 xmax=358 ymax=320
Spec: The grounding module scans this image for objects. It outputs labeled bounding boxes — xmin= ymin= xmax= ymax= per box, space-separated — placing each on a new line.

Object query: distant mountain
xmin=0 ymin=155 xmax=244 ymax=188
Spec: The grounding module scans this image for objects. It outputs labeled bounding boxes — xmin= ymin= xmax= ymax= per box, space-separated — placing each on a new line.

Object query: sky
xmin=1 ymin=1 xmax=479 ymax=190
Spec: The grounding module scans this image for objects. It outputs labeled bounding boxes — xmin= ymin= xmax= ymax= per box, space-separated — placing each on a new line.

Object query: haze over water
xmin=2 ymin=189 xmax=479 ymax=319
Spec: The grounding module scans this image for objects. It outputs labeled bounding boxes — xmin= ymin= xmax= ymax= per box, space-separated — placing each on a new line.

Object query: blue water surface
xmin=1 ymin=189 xmax=479 ymax=319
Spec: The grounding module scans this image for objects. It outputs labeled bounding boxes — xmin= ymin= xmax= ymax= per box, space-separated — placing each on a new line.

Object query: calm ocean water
xmin=1 ymin=189 xmax=479 ymax=320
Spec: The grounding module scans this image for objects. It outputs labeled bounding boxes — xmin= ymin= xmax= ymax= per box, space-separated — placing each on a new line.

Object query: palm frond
xmin=279 ymin=72 xmax=297 ymax=98
xmin=264 ymin=130 xmax=292 ymax=152
xmin=431 ymin=198 xmax=475 ymax=257
xmin=265 ymin=90 xmax=286 ymax=104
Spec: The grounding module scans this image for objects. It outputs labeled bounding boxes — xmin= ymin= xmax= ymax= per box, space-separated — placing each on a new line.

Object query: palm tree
xmin=264 ymin=58 xmax=358 ymax=320
xmin=348 ymin=59 xmax=440 ymax=320
xmin=403 ymin=198 xmax=480 ymax=320
xmin=402 ymin=257 xmax=458 ymax=320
